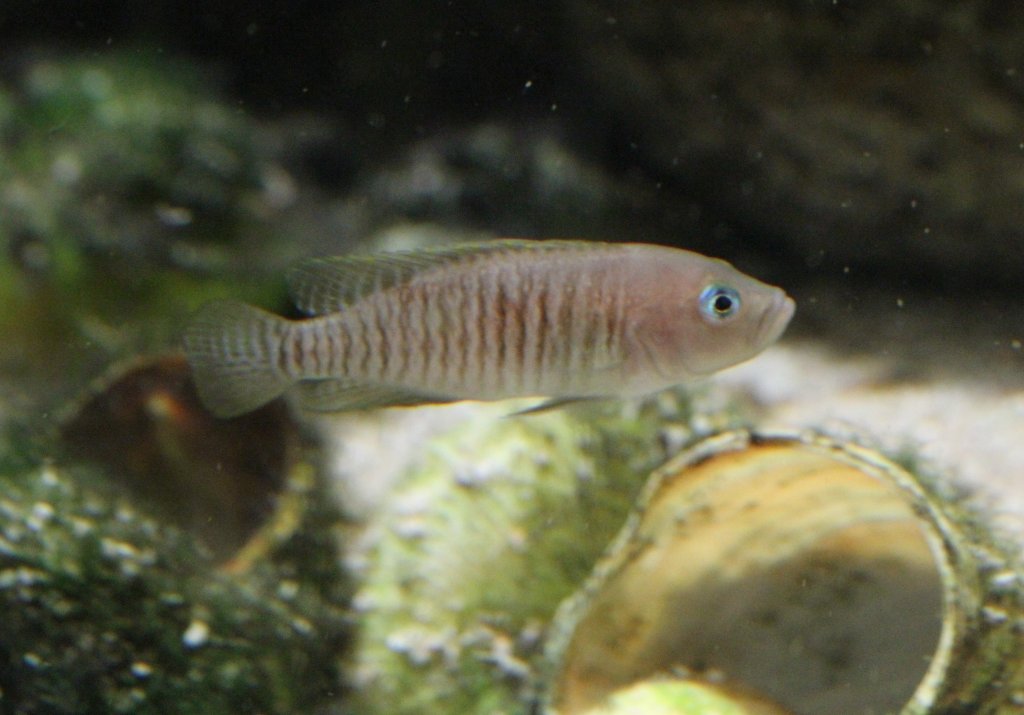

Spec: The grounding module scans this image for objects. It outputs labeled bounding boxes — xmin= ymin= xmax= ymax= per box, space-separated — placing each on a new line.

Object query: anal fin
xmin=296 ymin=379 xmax=455 ymax=413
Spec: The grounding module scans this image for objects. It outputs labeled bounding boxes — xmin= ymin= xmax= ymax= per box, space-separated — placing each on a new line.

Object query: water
xmin=1 ymin=3 xmax=1022 ymax=713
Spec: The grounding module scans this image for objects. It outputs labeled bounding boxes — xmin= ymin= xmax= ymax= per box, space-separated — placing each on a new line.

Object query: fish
xmin=183 ymin=240 xmax=795 ymax=418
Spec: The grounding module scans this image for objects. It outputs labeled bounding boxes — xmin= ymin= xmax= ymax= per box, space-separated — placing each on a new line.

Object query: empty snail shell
xmin=542 ymin=430 xmax=1024 ymax=715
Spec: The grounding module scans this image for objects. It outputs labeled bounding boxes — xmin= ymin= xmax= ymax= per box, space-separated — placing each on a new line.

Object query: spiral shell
xmin=542 ymin=430 xmax=1024 ymax=714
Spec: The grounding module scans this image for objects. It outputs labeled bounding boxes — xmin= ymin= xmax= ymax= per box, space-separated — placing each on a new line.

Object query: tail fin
xmin=183 ymin=300 xmax=293 ymax=418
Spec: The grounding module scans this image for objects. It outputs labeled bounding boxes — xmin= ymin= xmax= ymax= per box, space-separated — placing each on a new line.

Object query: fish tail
xmin=183 ymin=300 xmax=293 ymax=418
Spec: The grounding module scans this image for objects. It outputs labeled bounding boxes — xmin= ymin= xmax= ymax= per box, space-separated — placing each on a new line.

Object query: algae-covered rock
xmin=0 ymin=52 xmax=296 ymax=409
xmin=541 ymin=430 xmax=1024 ymax=715
xmin=345 ymin=393 xmax=743 ymax=714
xmin=577 ymin=678 xmax=795 ymax=715
xmin=0 ymin=456 xmax=349 ymax=714
xmin=1 ymin=52 xmax=275 ymax=260
xmin=339 ymin=391 xmax=1024 ymax=715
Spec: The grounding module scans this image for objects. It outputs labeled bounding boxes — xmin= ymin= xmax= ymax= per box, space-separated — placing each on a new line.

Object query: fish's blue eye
xmin=699 ymin=284 xmax=741 ymax=321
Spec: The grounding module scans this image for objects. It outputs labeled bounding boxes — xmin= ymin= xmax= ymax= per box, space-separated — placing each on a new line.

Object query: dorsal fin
xmin=285 ymin=239 xmax=591 ymax=316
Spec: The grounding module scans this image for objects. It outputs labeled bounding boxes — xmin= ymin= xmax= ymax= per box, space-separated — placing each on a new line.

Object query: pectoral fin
xmin=508 ymin=396 xmax=603 ymax=417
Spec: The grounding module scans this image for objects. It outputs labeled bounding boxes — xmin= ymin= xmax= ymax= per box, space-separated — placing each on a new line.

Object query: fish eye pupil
xmin=713 ymin=294 xmax=733 ymax=313
xmin=700 ymin=284 xmax=741 ymax=321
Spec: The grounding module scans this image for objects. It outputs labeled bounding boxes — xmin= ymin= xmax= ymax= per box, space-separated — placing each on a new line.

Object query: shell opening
xmin=548 ymin=432 xmax=955 ymax=715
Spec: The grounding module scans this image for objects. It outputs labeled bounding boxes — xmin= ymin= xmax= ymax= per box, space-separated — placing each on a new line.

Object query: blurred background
xmin=1 ymin=3 xmax=1023 ymax=713
xmin=2 ymin=0 xmax=1022 ymax=402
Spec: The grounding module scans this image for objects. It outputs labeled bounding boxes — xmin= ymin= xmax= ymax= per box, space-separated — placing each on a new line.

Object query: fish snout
xmin=755 ymin=290 xmax=796 ymax=348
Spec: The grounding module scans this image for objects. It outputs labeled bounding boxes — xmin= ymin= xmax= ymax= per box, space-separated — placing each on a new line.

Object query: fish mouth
xmin=755 ymin=290 xmax=796 ymax=347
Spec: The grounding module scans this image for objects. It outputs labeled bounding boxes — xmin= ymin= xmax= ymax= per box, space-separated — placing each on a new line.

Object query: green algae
xmin=0 ymin=457 xmax=349 ymax=715
xmin=0 ymin=52 xmax=292 ymax=410
xmin=348 ymin=392 xmax=743 ymax=715
xmin=579 ymin=679 xmax=794 ymax=715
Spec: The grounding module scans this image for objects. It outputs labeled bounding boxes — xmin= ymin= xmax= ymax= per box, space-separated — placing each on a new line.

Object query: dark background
xmin=2 ymin=0 xmax=1023 ymax=380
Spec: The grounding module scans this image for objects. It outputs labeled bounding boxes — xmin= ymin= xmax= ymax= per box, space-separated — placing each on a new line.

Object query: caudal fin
xmin=183 ymin=300 xmax=292 ymax=418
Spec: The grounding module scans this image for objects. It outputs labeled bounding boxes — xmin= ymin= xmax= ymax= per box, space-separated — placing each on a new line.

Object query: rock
xmin=0 ymin=456 xmax=350 ymax=714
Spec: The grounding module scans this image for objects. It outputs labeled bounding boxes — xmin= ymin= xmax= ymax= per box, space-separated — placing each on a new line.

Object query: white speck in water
xmin=292 ymin=617 xmax=313 ymax=636
xmin=260 ymin=165 xmax=297 ymax=210
xmin=1011 ymin=339 xmax=1022 ymax=351
xmin=989 ymin=570 xmax=1020 ymax=592
xmin=896 ymin=297 xmax=905 ymax=308
xmin=981 ymin=605 xmax=1009 ymax=625
xmin=51 ymin=154 xmax=83 ymax=185
xmin=659 ymin=425 xmax=692 ymax=454
xmin=100 ymin=537 xmax=140 ymax=561
xmin=278 ymin=580 xmax=300 ymax=600
xmin=182 ymin=619 xmax=210 ymax=648
xmin=29 ymin=502 xmax=54 ymax=527
xmin=69 ymin=516 xmax=93 ymax=537
xmin=131 ymin=662 xmax=153 ymax=678
xmin=393 ymin=516 xmax=430 ymax=540
xmin=23 ymin=652 xmax=42 ymax=668
xmin=154 ymin=203 xmax=193 ymax=228
xmin=385 ymin=626 xmax=454 ymax=666
xmin=80 ymin=68 xmax=113 ymax=100
xmin=40 ymin=466 xmax=59 ymax=487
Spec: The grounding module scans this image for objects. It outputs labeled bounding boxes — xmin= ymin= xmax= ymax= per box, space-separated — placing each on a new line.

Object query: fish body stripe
xmin=561 ymin=280 xmax=579 ymax=377
xmin=421 ymin=280 xmax=440 ymax=386
xmin=282 ymin=254 xmax=630 ymax=396
xmin=506 ymin=268 xmax=526 ymax=393
xmin=370 ymin=291 xmax=390 ymax=379
xmin=473 ymin=265 xmax=489 ymax=391
xmin=450 ymin=272 xmax=468 ymax=387
xmin=410 ymin=281 xmax=431 ymax=385
xmin=315 ymin=321 xmax=331 ymax=375
xmin=184 ymin=241 xmax=795 ymax=418
xmin=392 ymin=280 xmax=410 ymax=381
xmin=602 ymin=286 xmax=616 ymax=362
xmin=324 ymin=323 xmax=338 ymax=375
xmin=520 ymin=268 xmax=541 ymax=391
xmin=578 ymin=279 xmax=604 ymax=373
xmin=538 ymin=276 xmax=560 ymax=380
xmin=356 ymin=305 xmax=372 ymax=375
xmin=493 ymin=274 xmax=509 ymax=394
xmin=280 ymin=324 xmax=303 ymax=378
xmin=481 ymin=266 xmax=501 ymax=394
xmin=461 ymin=268 xmax=480 ymax=389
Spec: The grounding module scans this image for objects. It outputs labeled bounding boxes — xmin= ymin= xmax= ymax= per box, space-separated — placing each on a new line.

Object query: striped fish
xmin=183 ymin=240 xmax=794 ymax=417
